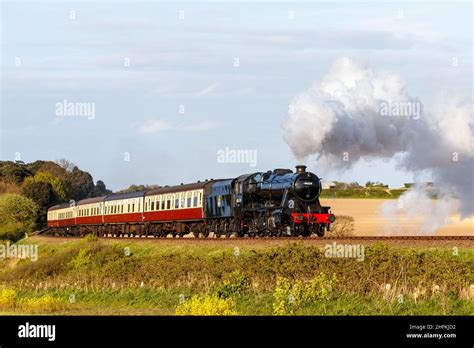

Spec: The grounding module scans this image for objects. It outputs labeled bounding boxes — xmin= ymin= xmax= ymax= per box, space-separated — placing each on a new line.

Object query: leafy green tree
xmin=33 ymin=172 xmax=67 ymax=201
xmin=65 ymin=166 xmax=94 ymax=200
xmin=0 ymin=161 xmax=32 ymax=184
xmin=116 ymin=184 xmax=159 ymax=194
xmin=0 ymin=193 xmax=39 ymax=240
xmin=21 ymin=180 xmax=55 ymax=225
xmin=21 ymin=179 xmax=54 ymax=208
xmin=91 ymin=180 xmax=112 ymax=197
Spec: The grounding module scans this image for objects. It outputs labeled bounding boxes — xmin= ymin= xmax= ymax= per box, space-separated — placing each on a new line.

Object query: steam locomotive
xmin=47 ymin=165 xmax=335 ymax=237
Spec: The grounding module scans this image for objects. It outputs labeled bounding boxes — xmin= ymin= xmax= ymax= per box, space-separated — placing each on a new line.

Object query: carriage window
xmin=193 ymin=196 xmax=198 ymax=207
xmin=145 ymin=202 xmax=148 ymax=211
xmin=151 ymin=201 xmax=154 ymax=210
xmin=167 ymin=199 xmax=171 ymax=210
xmin=121 ymin=205 xmax=124 ymax=213
xmin=187 ymin=197 xmax=191 ymax=208
xmin=175 ymin=196 xmax=179 ymax=209
xmin=162 ymin=200 xmax=166 ymax=210
xmin=199 ymin=193 xmax=202 ymax=206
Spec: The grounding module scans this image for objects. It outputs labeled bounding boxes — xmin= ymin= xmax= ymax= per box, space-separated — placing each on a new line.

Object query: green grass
xmin=0 ymin=237 xmax=472 ymax=315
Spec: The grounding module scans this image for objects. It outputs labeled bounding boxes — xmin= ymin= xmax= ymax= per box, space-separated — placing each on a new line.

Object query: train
xmin=46 ymin=165 xmax=335 ymax=237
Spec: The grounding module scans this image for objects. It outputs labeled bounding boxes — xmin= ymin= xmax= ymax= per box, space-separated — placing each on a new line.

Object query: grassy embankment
xmin=0 ymin=233 xmax=472 ymax=316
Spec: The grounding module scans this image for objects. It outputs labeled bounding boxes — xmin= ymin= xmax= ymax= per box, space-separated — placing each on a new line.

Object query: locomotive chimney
xmin=295 ymin=165 xmax=306 ymax=173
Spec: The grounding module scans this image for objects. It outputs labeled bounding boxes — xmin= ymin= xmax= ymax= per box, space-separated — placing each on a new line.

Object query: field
xmin=323 ymin=199 xmax=474 ymax=236
xmin=0 ymin=236 xmax=472 ymax=315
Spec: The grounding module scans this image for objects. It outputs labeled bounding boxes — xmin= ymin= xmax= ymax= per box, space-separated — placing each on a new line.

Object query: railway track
xmin=33 ymin=229 xmax=473 ymax=242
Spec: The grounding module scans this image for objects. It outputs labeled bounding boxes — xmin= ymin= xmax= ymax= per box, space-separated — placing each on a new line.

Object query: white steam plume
xmin=282 ymin=57 xmax=473 ymax=234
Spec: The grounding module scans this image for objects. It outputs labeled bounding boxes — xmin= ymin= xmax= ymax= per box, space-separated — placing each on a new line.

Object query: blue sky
xmin=1 ymin=1 xmax=472 ymax=190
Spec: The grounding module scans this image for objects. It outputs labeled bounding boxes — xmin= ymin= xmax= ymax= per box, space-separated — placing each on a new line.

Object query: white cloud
xmin=135 ymin=119 xmax=222 ymax=134
xmin=138 ymin=119 xmax=172 ymax=134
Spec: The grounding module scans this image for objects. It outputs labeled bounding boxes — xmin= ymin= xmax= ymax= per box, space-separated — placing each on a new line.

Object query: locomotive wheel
xmin=316 ymin=225 xmax=325 ymax=237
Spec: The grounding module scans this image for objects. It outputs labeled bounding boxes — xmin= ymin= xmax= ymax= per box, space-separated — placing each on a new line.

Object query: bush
xmin=69 ymin=247 xmax=93 ymax=270
xmin=0 ymin=288 xmax=17 ymax=308
xmin=175 ymin=295 xmax=237 ymax=315
xmin=327 ymin=215 xmax=354 ymax=237
xmin=216 ymin=271 xmax=250 ymax=299
xmin=19 ymin=295 xmax=68 ymax=313
xmin=0 ymin=222 xmax=26 ymax=242
xmin=273 ymin=273 xmax=337 ymax=315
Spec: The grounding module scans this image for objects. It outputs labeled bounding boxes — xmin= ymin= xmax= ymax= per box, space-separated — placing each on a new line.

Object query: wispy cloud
xmin=137 ymin=119 xmax=172 ymax=134
xmin=193 ymin=82 xmax=219 ymax=97
xmin=135 ymin=119 xmax=222 ymax=134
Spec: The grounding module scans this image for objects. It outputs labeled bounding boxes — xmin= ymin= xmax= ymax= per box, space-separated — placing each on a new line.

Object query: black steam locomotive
xmin=206 ymin=165 xmax=335 ymax=237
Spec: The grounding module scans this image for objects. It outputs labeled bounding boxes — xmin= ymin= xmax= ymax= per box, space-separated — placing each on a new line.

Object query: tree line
xmin=0 ymin=159 xmax=112 ymax=241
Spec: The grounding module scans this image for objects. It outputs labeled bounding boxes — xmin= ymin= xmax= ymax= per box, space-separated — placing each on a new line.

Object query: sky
xmin=1 ymin=1 xmax=472 ymax=191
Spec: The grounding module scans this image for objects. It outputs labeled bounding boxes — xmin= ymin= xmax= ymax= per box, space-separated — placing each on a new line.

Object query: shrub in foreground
xmin=175 ymin=294 xmax=237 ymax=315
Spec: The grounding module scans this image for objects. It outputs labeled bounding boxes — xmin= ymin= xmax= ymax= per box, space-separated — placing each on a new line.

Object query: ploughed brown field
xmin=323 ymin=199 xmax=474 ymax=236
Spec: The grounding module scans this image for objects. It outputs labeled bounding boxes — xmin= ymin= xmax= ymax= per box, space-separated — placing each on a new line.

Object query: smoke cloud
xmin=282 ymin=57 xmax=473 ymax=233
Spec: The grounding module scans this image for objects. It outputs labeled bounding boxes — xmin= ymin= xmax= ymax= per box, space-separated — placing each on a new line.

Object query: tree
xmin=21 ymin=180 xmax=54 ymax=208
xmin=21 ymin=180 xmax=55 ymax=226
xmin=90 ymin=180 xmax=112 ymax=197
xmin=348 ymin=182 xmax=361 ymax=189
xmin=0 ymin=193 xmax=39 ymax=239
xmin=55 ymin=158 xmax=76 ymax=172
xmin=0 ymin=161 xmax=32 ymax=184
xmin=116 ymin=184 xmax=159 ymax=194
xmin=65 ymin=166 xmax=94 ymax=200
xmin=33 ymin=172 xmax=67 ymax=201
